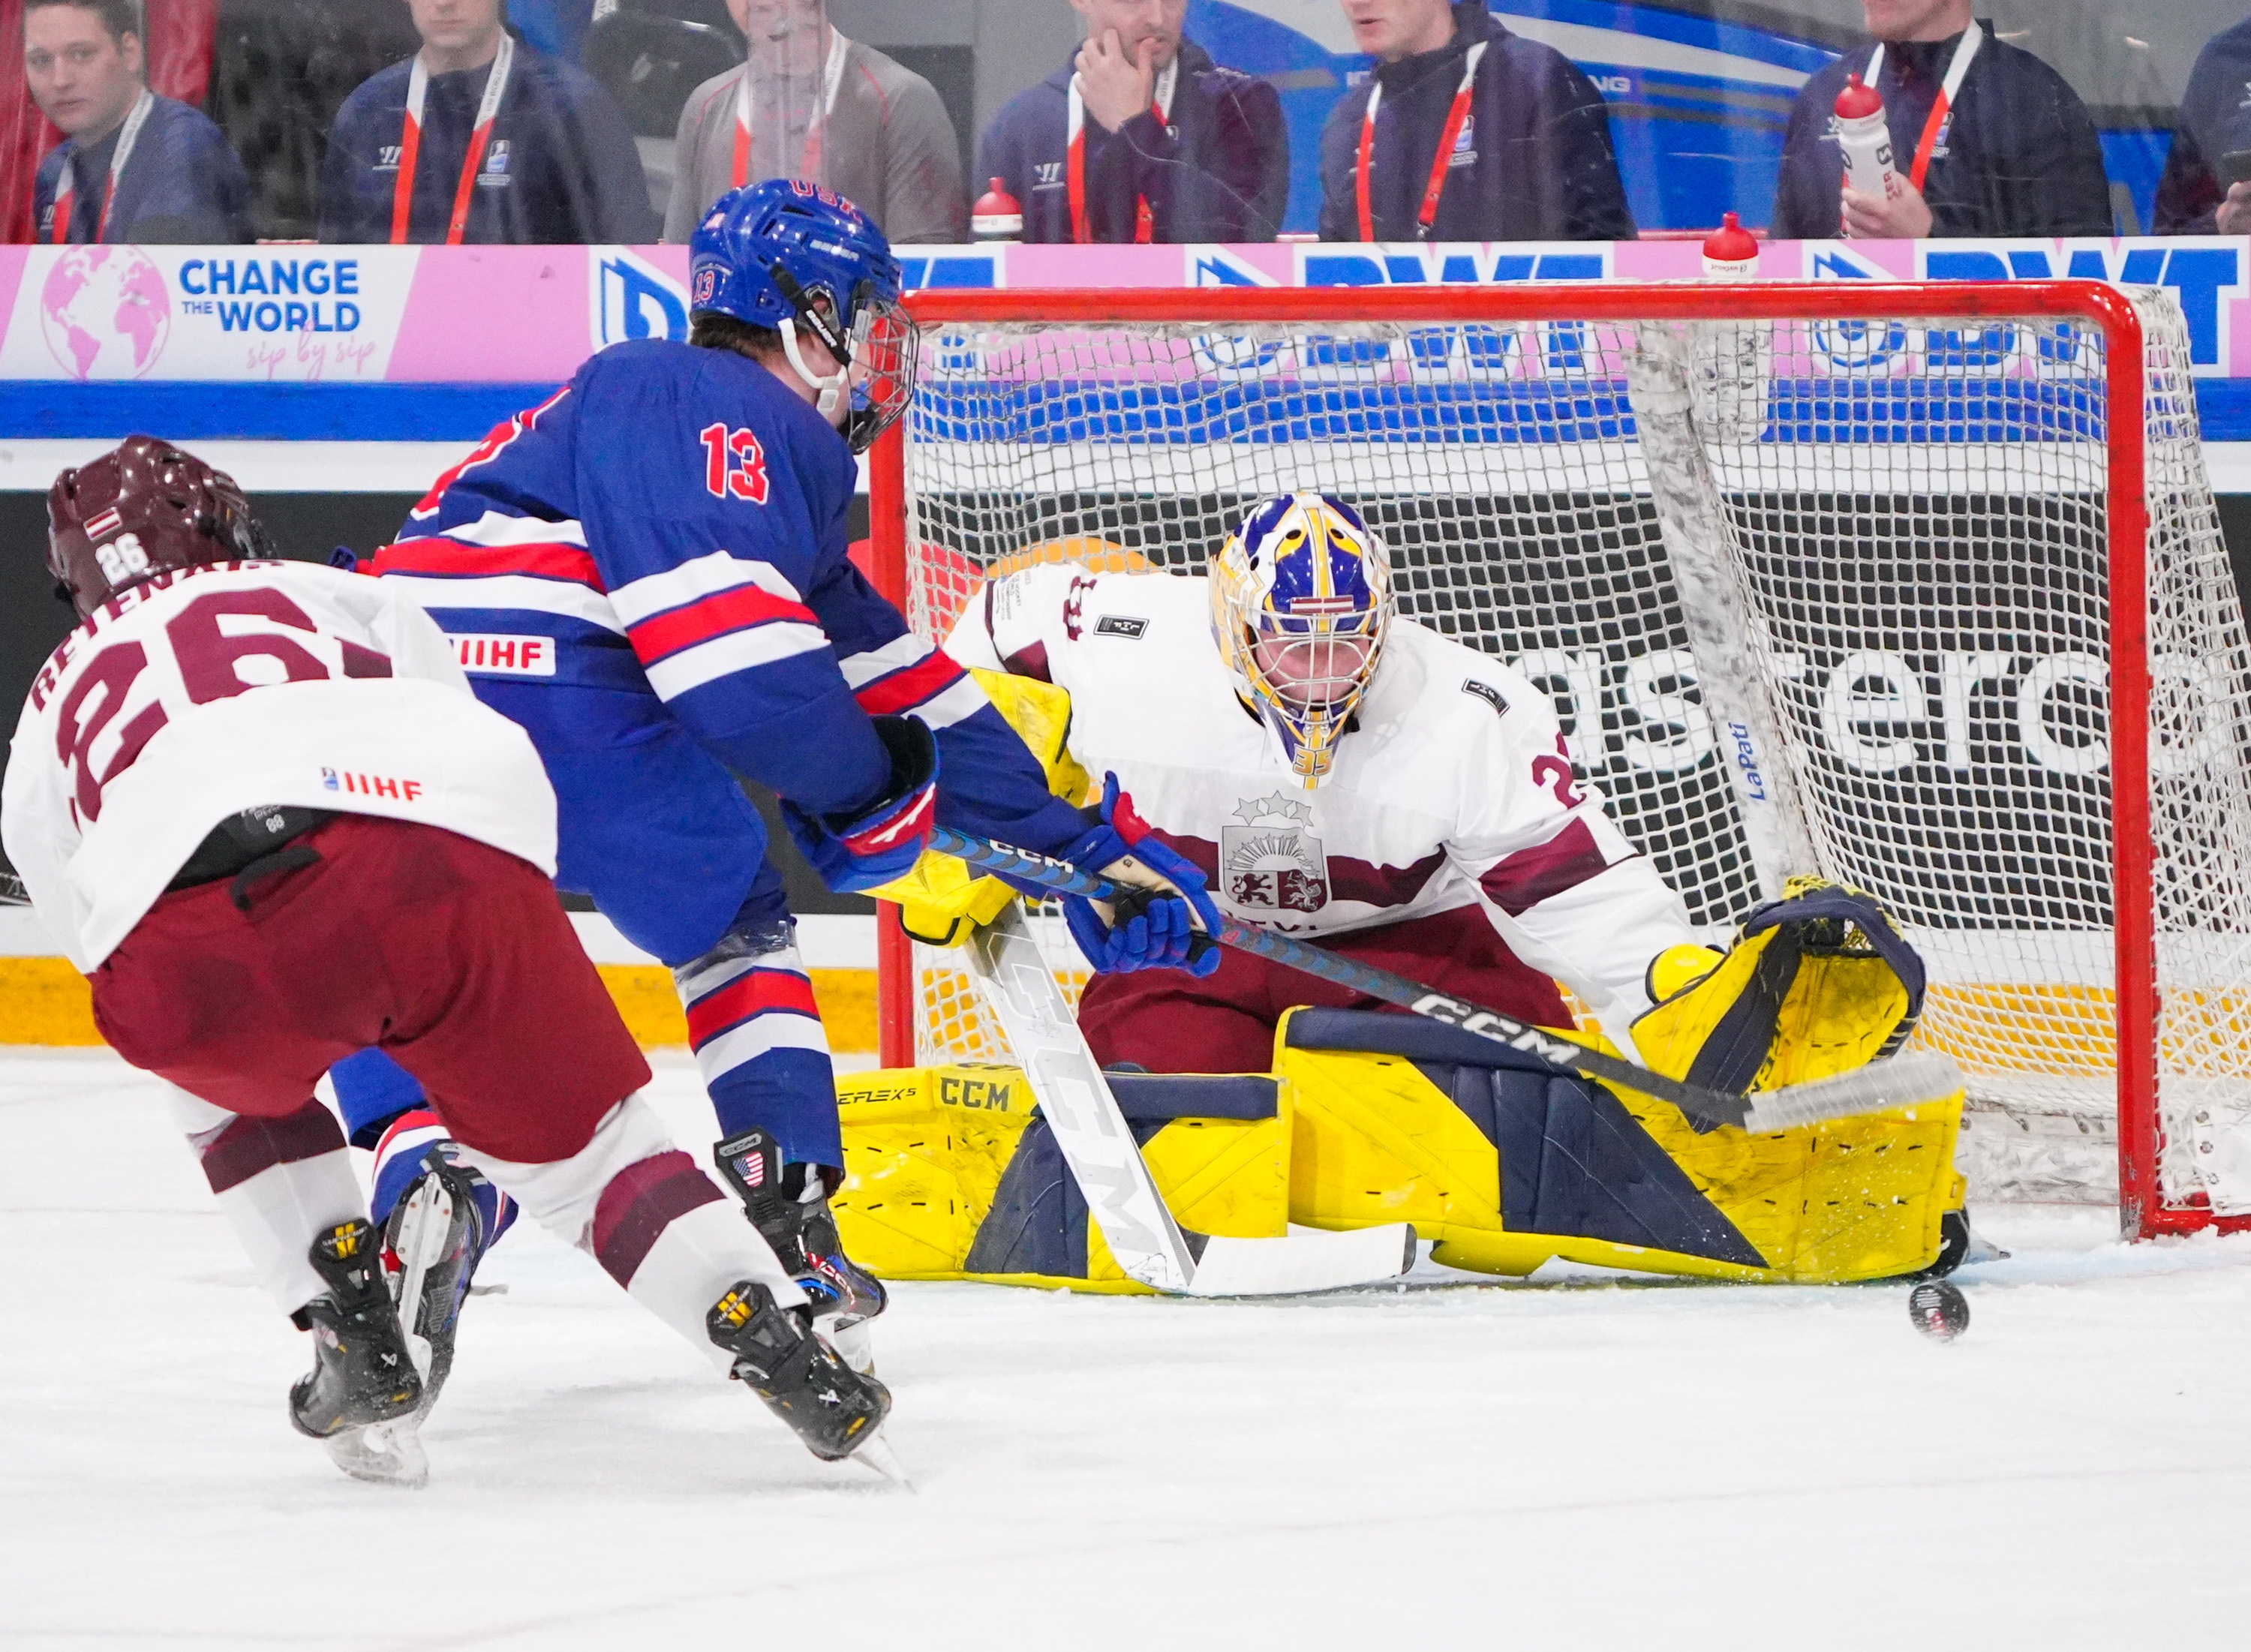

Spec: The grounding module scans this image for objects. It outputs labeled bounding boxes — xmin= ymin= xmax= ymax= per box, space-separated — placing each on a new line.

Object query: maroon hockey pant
xmin=1077 ymin=903 xmax=1575 ymax=1074
xmin=92 ymin=815 xmax=651 ymax=1164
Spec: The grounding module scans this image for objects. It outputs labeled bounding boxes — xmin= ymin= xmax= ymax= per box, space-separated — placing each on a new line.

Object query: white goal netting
xmin=885 ymin=285 xmax=2251 ymax=1232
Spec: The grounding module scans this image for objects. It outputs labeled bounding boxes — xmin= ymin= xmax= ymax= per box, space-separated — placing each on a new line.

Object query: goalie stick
xmin=932 ymin=828 xmax=1963 ymax=1134
xmin=0 ymin=872 xmax=24 ymax=906
xmin=962 ymin=902 xmax=1417 ymax=1296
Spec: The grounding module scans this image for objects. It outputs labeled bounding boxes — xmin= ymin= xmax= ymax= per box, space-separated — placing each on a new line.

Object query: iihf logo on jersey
xmin=1222 ymin=793 xmax=1328 ymax=914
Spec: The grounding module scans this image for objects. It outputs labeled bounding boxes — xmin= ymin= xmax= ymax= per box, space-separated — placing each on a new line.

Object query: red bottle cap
xmin=973 ymin=177 xmax=1022 ymax=219
xmin=1702 ymin=212 xmax=1760 ymax=266
xmin=1834 ymin=73 xmax=1883 ymax=119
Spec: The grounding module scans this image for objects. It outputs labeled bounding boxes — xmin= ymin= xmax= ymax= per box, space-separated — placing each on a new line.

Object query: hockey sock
xmin=370 ymin=1109 xmax=518 ymax=1245
xmin=170 ymin=1085 xmax=365 ymax=1317
xmin=328 ymin=1047 xmax=430 ymax=1149
xmin=451 ymin=1095 xmax=805 ymax=1374
xmin=673 ymin=936 xmax=845 ymax=1168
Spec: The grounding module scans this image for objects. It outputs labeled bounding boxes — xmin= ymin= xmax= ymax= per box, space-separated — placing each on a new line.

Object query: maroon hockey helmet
xmin=47 ymin=435 xmax=271 ymax=617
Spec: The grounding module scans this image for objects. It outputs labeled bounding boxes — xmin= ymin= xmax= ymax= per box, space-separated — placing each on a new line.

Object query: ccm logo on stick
xmin=452 ymin=633 xmax=556 ymax=676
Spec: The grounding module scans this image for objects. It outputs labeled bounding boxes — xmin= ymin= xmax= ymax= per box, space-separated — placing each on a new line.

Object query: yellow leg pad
xmin=831 ymin=1067 xmax=1291 ymax=1292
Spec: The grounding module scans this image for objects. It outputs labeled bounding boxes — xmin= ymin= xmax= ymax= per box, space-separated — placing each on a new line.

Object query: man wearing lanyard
xmin=978 ymin=0 xmax=1288 ymax=244
xmin=1771 ymin=0 xmax=2110 ymax=239
xmin=319 ymin=0 xmax=657 ymax=244
xmin=1318 ymin=0 xmax=1633 ymax=244
xmin=25 ymin=0 xmax=251 ymax=244
xmin=663 ymin=0 xmax=968 ymax=244
xmin=2155 ymin=18 xmax=2251 ymax=235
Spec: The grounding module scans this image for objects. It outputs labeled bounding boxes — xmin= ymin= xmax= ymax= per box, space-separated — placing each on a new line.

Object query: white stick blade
xmin=1742 ymin=1052 xmax=1967 ymax=1132
xmin=1184 ymin=1223 xmax=1417 ymax=1297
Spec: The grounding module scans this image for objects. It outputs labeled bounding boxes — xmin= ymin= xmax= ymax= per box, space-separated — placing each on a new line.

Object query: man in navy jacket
xmin=1770 ymin=0 xmax=2109 ymax=239
xmin=977 ymin=0 xmax=1288 ymax=243
xmin=1318 ymin=0 xmax=1633 ymax=243
xmin=2156 ymin=18 xmax=2251 ymax=236
xmin=26 ymin=0 xmax=251 ymax=242
xmin=320 ymin=0 xmax=656 ymax=243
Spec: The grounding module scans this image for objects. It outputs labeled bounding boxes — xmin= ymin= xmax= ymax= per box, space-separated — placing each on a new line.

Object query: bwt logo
xmin=593 ymin=250 xmax=687 ymax=348
xmin=1811 ymin=239 xmax=2247 ymax=371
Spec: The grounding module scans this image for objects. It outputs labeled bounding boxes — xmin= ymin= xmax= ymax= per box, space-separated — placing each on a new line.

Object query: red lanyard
xmin=1865 ymin=24 xmax=1982 ymax=193
xmin=1357 ymin=41 xmax=1486 ymax=243
xmin=1066 ymin=57 xmax=1177 ymax=245
xmin=732 ymin=29 xmax=851 ymax=189
xmin=50 ymin=89 xmax=152 ymax=245
xmin=392 ymin=34 xmax=514 ymax=246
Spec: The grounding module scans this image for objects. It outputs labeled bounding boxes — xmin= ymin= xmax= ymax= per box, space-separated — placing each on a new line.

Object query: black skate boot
xmin=290 ymin=1219 xmax=428 ymax=1486
xmin=715 ymin=1130 xmax=886 ymax=1371
xmin=707 ymin=1280 xmax=899 ymax=1478
xmin=381 ymin=1150 xmax=509 ymax=1415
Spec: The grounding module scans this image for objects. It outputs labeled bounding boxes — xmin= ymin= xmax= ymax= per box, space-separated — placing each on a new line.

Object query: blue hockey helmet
xmin=688 ymin=179 xmax=918 ymax=454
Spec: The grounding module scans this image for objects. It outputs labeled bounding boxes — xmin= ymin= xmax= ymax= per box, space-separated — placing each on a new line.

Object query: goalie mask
xmin=47 ymin=436 xmax=272 ymax=618
xmin=1210 ymin=494 xmax=1393 ymax=787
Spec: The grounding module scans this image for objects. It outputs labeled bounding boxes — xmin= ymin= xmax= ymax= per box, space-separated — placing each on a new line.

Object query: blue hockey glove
xmin=783 ymin=715 xmax=939 ymax=894
xmin=1056 ymin=773 xmax=1224 ymax=977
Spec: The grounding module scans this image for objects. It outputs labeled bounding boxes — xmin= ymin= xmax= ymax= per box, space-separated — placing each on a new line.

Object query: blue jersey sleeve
xmin=810 ymin=554 xmax=1090 ymax=858
xmin=573 ymin=343 xmax=889 ymax=816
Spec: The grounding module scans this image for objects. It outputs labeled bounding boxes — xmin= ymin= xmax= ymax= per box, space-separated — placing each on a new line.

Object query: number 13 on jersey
xmin=700 ymin=423 xmax=771 ymax=505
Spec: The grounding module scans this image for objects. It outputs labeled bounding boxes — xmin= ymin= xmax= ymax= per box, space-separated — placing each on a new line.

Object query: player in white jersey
xmin=2 ymin=438 xmax=894 ymax=1485
xmin=945 ymin=493 xmax=1707 ymax=1073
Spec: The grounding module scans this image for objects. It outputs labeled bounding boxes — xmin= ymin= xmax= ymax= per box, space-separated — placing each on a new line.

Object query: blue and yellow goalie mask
xmin=1209 ymin=494 xmax=1394 ymax=788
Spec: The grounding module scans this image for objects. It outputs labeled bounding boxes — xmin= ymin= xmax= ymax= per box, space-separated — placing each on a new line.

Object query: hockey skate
xmin=714 ymin=1130 xmax=886 ymax=1373
xmin=289 ymin=1219 xmax=428 ymax=1488
xmin=382 ymin=1148 xmax=509 ymax=1416
xmin=706 ymin=1280 xmax=905 ymax=1484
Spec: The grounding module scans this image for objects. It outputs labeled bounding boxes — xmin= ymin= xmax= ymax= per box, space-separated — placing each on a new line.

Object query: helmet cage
xmin=1210 ymin=494 xmax=1394 ymax=786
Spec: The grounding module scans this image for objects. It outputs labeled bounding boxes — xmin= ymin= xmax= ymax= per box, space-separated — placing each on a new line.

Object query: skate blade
xmin=849 ymin=1430 xmax=914 ymax=1493
xmin=322 ymin=1417 xmax=429 ymax=1489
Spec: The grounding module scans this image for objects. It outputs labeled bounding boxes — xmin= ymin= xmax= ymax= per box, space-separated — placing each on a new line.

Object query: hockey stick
xmin=931 ymin=828 xmax=1962 ymax=1134
xmin=0 ymin=872 xmax=25 ymax=906
xmin=962 ymin=902 xmax=1417 ymax=1296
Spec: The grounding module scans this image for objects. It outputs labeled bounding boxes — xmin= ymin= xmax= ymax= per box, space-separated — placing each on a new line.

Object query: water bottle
xmin=1695 ymin=213 xmax=1769 ymax=441
xmin=1833 ymin=73 xmax=1900 ymax=234
xmin=972 ymin=177 xmax=1023 ymax=243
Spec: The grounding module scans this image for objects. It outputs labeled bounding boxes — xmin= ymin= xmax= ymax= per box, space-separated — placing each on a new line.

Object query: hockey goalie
xmin=843 ymin=494 xmax=1969 ymax=1288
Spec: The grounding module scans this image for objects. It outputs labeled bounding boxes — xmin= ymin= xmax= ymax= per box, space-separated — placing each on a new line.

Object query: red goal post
xmin=865 ymin=279 xmax=2249 ymax=1242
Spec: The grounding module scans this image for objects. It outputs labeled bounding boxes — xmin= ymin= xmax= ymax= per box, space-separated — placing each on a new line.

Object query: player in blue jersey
xmin=337 ymin=179 xmax=1220 ymax=1380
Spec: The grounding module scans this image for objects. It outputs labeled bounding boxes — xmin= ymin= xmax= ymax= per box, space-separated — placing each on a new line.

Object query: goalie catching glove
xmin=1630 ymin=876 xmax=1926 ymax=1128
xmin=1050 ymin=773 xmax=1224 ymax=976
xmin=781 ymin=714 xmax=939 ymax=894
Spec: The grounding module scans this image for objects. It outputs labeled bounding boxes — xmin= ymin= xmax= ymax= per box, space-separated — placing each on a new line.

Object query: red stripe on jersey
xmin=373 ymin=536 xmax=606 ymax=590
xmin=684 ymin=970 xmax=822 ymax=1048
xmin=854 ymin=650 xmax=963 ymax=715
xmin=1478 ymin=818 xmax=1612 ymax=917
xmin=626 ymin=585 xmax=820 ymax=666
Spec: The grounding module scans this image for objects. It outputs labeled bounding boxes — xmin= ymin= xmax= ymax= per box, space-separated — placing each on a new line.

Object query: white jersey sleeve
xmin=1438 ymin=654 xmax=1699 ymax=1056
xmin=939 ymin=563 xmax=1085 ymax=682
xmin=1 ymin=562 xmax=557 ymax=972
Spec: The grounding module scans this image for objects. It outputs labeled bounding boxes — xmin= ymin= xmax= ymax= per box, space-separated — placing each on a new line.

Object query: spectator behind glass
xmin=2155 ymin=20 xmax=2251 ymax=235
xmin=665 ymin=0 xmax=966 ymax=243
xmin=1320 ymin=0 xmax=1633 ymax=243
xmin=508 ymin=0 xmax=593 ymax=62
xmin=320 ymin=0 xmax=657 ymax=244
xmin=978 ymin=0 xmax=1288 ymax=243
xmin=1771 ymin=0 xmax=2110 ymax=239
xmin=26 ymin=0 xmax=249 ymax=243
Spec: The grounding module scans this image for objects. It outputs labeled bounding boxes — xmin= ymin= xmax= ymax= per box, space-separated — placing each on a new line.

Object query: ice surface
xmin=6 ymin=1050 xmax=2251 ymax=1650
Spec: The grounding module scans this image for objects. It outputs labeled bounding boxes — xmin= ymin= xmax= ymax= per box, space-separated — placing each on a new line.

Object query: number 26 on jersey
xmin=700 ymin=424 xmax=771 ymax=505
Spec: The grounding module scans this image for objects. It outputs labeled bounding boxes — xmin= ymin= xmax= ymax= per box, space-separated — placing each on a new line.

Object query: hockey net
xmin=867 ymin=281 xmax=2251 ymax=1239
